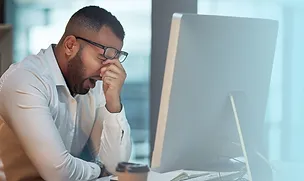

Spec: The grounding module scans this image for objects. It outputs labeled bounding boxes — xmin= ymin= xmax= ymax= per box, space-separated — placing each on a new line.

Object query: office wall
xmin=150 ymin=0 xmax=197 ymax=158
xmin=281 ymin=6 xmax=293 ymax=161
xmin=281 ymin=6 xmax=304 ymax=161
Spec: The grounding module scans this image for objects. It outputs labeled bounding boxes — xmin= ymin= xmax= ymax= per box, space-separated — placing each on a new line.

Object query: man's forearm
xmin=91 ymin=106 xmax=132 ymax=174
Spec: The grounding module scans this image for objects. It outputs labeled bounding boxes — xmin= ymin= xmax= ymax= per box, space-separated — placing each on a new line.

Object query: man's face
xmin=65 ymin=26 xmax=123 ymax=95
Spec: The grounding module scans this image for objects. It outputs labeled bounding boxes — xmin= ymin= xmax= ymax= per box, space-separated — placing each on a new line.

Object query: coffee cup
xmin=116 ymin=162 xmax=150 ymax=181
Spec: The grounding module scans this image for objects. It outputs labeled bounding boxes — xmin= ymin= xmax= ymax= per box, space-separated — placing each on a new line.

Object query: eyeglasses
xmin=75 ymin=36 xmax=128 ymax=63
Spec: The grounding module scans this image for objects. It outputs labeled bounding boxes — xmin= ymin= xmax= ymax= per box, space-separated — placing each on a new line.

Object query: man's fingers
xmin=102 ymin=59 xmax=124 ymax=70
xmin=103 ymin=76 xmax=112 ymax=84
xmin=101 ymin=59 xmax=126 ymax=94
xmin=101 ymin=64 xmax=126 ymax=78
xmin=108 ymin=64 xmax=123 ymax=74
xmin=103 ymin=70 xmax=119 ymax=79
xmin=100 ymin=66 xmax=108 ymax=76
xmin=102 ymin=76 xmax=121 ymax=90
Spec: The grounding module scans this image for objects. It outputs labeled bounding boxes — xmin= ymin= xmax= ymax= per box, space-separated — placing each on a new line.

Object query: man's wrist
xmin=95 ymin=160 xmax=111 ymax=178
xmin=105 ymin=102 xmax=122 ymax=113
xmin=105 ymin=95 xmax=122 ymax=113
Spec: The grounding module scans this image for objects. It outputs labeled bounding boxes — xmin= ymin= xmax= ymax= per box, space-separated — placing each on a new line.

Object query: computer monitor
xmin=0 ymin=24 xmax=13 ymax=76
xmin=151 ymin=13 xmax=278 ymax=181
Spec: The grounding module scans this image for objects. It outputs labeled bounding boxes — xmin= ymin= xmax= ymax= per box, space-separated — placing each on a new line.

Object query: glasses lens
xmin=105 ymin=48 xmax=117 ymax=59
xmin=119 ymin=54 xmax=127 ymax=63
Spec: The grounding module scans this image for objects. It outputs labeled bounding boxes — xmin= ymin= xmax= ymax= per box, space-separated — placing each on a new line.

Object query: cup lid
xmin=116 ymin=162 xmax=150 ymax=173
xmin=127 ymin=164 xmax=150 ymax=173
xmin=116 ymin=162 xmax=132 ymax=172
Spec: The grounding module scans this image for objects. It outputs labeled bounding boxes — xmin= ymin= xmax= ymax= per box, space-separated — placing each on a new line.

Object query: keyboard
xmin=180 ymin=171 xmax=246 ymax=181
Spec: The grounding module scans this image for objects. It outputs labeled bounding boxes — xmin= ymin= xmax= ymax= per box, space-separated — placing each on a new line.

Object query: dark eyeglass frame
xmin=75 ymin=36 xmax=128 ymax=63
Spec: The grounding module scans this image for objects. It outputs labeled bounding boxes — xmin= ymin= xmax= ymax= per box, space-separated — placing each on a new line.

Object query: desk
xmin=96 ymin=171 xmax=164 ymax=181
xmin=96 ymin=170 xmax=240 ymax=181
xmin=97 ymin=161 xmax=304 ymax=181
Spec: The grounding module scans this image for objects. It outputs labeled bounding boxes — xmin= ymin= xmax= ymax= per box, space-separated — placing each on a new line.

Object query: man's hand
xmin=100 ymin=59 xmax=126 ymax=113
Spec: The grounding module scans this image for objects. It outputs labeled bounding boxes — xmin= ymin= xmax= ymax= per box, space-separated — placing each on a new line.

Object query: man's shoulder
xmin=0 ymin=56 xmax=54 ymax=97
xmin=2 ymin=51 xmax=54 ymax=84
xmin=17 ymin=53 xmax=49 ymax=75
xmin=0 ymin=65 xmax=50 ymax=92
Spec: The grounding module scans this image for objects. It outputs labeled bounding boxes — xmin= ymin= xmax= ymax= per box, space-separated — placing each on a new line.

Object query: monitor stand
xmin=201 ymin=92 xmax=251 ymax=173
xmin=229 ymin=92 xmax=253 ymax=180
xmin=229 ymin=92 xmax=273 ymax=181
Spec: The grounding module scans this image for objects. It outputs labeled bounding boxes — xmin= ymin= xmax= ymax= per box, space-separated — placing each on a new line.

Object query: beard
xmin=66 ymin=50 xmax=90 ymax=95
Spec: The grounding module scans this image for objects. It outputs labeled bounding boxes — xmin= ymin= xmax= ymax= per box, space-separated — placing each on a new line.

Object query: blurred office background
xmin=1 ymin=0 xmax=304 ymax=166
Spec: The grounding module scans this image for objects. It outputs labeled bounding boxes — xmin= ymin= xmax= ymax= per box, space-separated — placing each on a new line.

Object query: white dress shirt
xmin=0 ymin=45 xmax=132 ymax=181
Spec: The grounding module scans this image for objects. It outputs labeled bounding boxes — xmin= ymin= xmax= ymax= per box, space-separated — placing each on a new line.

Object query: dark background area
xmin=0 ymin=0 xmax=4 ymax=23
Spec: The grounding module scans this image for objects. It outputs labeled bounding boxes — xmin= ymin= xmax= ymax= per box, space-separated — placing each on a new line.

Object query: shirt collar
xmin=44 ymin=44 xmax=67 ymax=87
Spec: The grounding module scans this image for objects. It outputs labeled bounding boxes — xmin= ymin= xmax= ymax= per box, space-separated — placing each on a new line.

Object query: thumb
xmin=103 ymin=79 xmax=108 ymax=92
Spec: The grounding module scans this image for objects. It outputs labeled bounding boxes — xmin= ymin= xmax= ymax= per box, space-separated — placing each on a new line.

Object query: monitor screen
xmin=151 ymin=13 xmax=278 ymax=181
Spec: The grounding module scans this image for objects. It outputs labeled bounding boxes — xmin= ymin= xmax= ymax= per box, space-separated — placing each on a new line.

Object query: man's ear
xmin=63 ymin=35 xmax=79 ymax=57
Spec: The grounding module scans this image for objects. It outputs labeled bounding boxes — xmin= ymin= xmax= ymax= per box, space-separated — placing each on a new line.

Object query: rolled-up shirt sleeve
xmin=0 ymin=68 xmax=101 ymax=181
xmin=88 ymin=87 xmax=132 ymax=175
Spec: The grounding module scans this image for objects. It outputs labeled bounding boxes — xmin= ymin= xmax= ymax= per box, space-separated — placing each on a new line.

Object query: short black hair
xmin=66 ymin=6 xmax=125 ymax=41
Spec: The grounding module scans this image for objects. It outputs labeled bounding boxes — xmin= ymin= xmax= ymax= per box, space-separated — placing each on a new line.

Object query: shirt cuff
xmin=87 ymin=162 xmax=102 ymax=179
xmin=100 ymin=104 xmax=128 ymax=129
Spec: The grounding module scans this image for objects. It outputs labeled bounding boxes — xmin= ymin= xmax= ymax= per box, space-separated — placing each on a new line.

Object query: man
xmin=0 ymin=6 xmax=132 ymax=181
